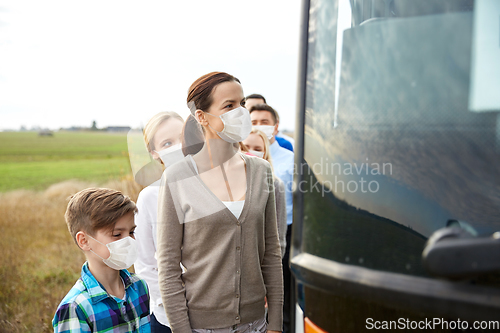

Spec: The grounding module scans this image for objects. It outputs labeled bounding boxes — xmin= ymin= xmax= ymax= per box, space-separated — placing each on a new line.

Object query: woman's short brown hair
xmin=65 ymin=188 xmax=138 ymax=244
xmin=182 ymin=72 xmax=241 ymax=155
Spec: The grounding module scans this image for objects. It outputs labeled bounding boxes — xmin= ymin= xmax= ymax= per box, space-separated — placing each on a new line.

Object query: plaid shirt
xmin=53 ymin=262 xmax=151 ymax=332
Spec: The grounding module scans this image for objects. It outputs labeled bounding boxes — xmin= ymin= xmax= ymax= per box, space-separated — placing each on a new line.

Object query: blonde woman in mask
xmin=134 ymin=111 xmax=185 ymax=333
xmin=157 ymin=72 xmax=283 ymax=333
xmin=243 ymin=128 xmax=287 ymax=258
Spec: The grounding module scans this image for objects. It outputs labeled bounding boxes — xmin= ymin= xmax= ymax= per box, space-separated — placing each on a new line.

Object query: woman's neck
xmin=195 ymin=137 xmax=239 ymax=172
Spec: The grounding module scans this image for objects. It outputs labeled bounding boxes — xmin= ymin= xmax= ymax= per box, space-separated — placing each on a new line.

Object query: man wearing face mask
xmin=245 ymin=94 xmax=294 ymax=152
xmin=249 ymin=103 xmax=294 ymax=333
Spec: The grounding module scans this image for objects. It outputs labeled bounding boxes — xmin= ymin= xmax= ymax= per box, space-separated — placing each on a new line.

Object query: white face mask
xmin=88 ymin=235 xmax=138 ymax=270
xmin=252 ymin=125 xmax=275 ymax=141
xmin=155 ymin=143 xmax=184 ymax=168
xmin=249 ymin=149 xmax=264 ymax=158
xmin=205 ymin=106 xmax=252 ymax=143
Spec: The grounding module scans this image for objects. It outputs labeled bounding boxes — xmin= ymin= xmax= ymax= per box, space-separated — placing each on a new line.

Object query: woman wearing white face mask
xmin=243 ymin=129 xmax=287 ymax=258
xmin=156 ymin=72 xmax=283 ymax=333
xmin=134 ymin=111 xmax=185 ymax=333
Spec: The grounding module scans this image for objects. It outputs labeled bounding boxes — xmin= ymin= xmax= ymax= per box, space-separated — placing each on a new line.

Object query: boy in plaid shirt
xmin=53 ymin=188 xmax=151 ymax=332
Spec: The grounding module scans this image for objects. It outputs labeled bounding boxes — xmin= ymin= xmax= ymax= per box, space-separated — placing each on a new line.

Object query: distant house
xmin=106 ymin=126 xmax=131 ymax=132
xmin=64 ymin=126 xmax=86 ymax=131
xmin=38 ymin=130 xmax=54 ymax=136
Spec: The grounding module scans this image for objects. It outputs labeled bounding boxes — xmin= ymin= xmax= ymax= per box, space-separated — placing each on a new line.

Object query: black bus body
xmin=291 ymin=0 xmax=500 ymax=331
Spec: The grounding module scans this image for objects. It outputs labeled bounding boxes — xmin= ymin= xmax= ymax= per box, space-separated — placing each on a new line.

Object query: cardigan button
xmin=236 ymin=222 xmax=240 ymax=226
xmin=236 ymin=246 xmax=240 ymax=251
xmin=236 ymin=316 xmax=240 ymax=320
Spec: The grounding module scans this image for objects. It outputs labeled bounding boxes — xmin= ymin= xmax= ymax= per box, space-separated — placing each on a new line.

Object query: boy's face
xmin=83 ymin=211 xmax=136 ymax=264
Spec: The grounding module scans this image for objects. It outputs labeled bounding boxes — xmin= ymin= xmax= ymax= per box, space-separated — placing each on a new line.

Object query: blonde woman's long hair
xmin=143 ymin=111 xmax=184 ymax=154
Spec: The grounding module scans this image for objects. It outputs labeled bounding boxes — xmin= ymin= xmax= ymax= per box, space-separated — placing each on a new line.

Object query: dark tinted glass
xmin=302 ymin=0 xmax=500 ymax=277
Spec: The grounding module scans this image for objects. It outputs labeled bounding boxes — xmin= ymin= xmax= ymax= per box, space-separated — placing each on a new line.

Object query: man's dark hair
xmin=245 ymin=94 xmax=267 ymax=104
xmin=249 ymin=103 xmax=279 ymax=124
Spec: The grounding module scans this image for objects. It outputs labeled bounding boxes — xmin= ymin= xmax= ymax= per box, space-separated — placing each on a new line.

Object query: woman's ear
xmin=195 ymin=110 xmax=208 ymax=126
xmin=76 ymin=231 xmax=91 ymax=251
xmin=151 ymin=150 xmax=161 ymax=163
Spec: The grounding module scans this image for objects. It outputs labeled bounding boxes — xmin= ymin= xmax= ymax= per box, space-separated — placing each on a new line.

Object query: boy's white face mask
xmin=205 ymin=106 xmax=252 ymax=143
xmin=88 ymin=235 xmax=138 ymax=270
xmin=155 ymin=143 xmax=184 ymax=169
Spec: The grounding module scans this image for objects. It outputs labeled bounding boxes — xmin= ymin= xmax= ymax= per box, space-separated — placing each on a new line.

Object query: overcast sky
xmin=0 ymin=0 xmax=302 ymax=131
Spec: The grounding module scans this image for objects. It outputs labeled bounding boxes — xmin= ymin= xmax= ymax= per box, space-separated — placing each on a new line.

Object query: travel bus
xmin=290 ymin=0 xmax=500 ymax=331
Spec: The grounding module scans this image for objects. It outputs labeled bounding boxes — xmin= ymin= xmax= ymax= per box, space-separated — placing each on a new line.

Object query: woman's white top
xmin=134 ymin=179 xmax=170 ymax=326
xmin=221 ymin=200 xmax=245 ymax=219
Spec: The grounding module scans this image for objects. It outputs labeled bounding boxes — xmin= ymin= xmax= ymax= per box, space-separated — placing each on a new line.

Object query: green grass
xmin=0 ymin=131 xmax=131 ymax=192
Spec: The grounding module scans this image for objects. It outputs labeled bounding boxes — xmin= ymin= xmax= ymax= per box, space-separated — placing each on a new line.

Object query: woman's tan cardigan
xmin=157 ymin=154 xmax=283 ymax=333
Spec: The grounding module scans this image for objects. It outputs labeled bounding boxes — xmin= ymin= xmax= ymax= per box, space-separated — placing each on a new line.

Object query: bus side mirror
xmin=422 ymin=227 xmax=500 ymax=279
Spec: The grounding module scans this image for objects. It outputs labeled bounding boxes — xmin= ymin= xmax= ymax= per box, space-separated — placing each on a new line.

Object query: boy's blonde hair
xmin=143 ymin=111 xmax=184 ymax=153
xmin=65 ymin=188 xmax=138 ymax=244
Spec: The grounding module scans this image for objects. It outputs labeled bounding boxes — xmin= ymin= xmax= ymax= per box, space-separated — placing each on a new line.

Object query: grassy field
xmin=0 ymin=131 xmax=131 ymax=192
xmin=0 ymin=131 xmax=143 ymax=331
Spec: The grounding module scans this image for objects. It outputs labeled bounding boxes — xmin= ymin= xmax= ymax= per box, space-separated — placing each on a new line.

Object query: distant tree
xmin=91 ymin=120 xmax=98 ymax=131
